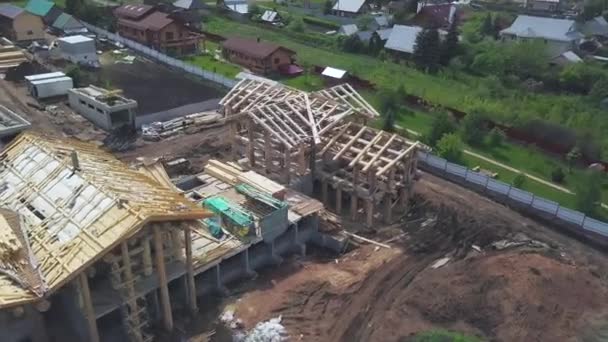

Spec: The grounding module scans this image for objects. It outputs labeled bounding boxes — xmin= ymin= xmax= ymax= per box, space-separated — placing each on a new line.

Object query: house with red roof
xmin=114 ymin=4 xmax=202 ymax=55
xmin=221 ymin=37 xmax=298 ymax=75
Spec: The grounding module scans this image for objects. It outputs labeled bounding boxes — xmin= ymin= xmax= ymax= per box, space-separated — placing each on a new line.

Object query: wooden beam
xmin=79 ymin=273 xmax=100 ymax=342
xmin=184 ymin=226 xmax=197 ymax=314
xmin=304 ymin=94 xmax=320 ymax=144
xmin=250 ymin=112 xmax=293 ymax=148
xmin=348 ymin=131 xmax=384 ymax=167
xmin=376 ymin=142 xmax=419 ymax=177
xmin=362 ymin=134 xmax=397 ymax=172
xmin=319 ymin=122 xmax=351 ymax=155
xmin=318 ymin=109 xmax=353 ymax=136
xmin=154 ymin=225 xmax=174 ymax=331
xmin=332 ymin=126 xmax=367 ymax=161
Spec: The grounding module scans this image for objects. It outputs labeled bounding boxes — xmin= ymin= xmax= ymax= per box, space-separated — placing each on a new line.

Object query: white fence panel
xmin=531 ymin=197 xmax=559 ymax=214
xmin=465 ymin=171 xmax=488 ymax=186
xmin=486 ymin=179 xmax=510 ymax=195
xmin=508 ymin=187 xmax=534 ymax=204
xmin=556 ymin=207 xmax=585 ymax=225
xmin=446 ymin=163 xmax=467 ymax=177
xmin=583 ymin=217 xmax=608 ymax=237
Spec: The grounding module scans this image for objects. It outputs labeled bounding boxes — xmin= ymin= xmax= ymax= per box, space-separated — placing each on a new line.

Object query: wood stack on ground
xmin=142 ymin=112 xmax=223 ymax=140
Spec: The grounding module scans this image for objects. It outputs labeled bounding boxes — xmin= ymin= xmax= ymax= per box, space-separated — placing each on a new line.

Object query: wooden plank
xmin=154 ymin=225 xmax=174 ymax=331
xmin=79 ymin=273 xmax=100 ymax=342
xmin=304 ymin=94 xmax=320 ymax=144
xmin=319 ymin=122 xmax=351 ymax=155
xmin=332 ymin=126 xmax=367 ymax=161
xmin=376 ymin=142 xmax=419 ymax=177
xmin=362 ymin=134 xmax=397 ymax=172
xmin=348 ymin=131 xmax=384 ymax=168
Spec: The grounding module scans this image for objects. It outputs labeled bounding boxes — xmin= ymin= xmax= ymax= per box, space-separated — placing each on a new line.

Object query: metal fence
xmin=417 ymin=151 xmax=608 ymax=238
xmin=82 ymin=23 xmax=238 ymax=89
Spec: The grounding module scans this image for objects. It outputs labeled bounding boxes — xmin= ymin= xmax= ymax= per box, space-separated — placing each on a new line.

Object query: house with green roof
xmin=24 ymin=0 xmax=62 ymax=25
xmin=51 ymin=12 xmax=86 ymax=34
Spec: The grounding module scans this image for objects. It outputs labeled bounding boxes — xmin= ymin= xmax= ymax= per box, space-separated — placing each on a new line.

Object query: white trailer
xmin=30 ymin=76 xmax=73 ymax=99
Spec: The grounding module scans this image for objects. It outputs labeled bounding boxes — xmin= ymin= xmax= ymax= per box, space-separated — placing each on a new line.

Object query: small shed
xmin=261 ymin=10 xmax=281 ymax=23
xmin=51 ymin=13 xmax=86 ymax=35
xmin=25 ymin=72 xmax=73 ymax=99
xmin=321 ymin=66 xmax=347 ymax=86
xmin=339 ymin=24 xmax=359 ymax=36
xmin=55 ymin=35 xmax=98 ymax=66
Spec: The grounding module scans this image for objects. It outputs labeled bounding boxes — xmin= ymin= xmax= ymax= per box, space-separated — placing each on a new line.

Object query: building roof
xmin=322 ymin=66 xmax=347 ymax=79
xmin=114 ymin=4 xmax=155 ymax=20
xmin=224 ymin=1 xmax=248 ymax=14
xmin=376 ymin=28 xmax=393 ymax=40
xmin=384 ymin=25 xmax=423 ymax=53
xmin=24 ymin=0 xmax=55 ymax=17
xmin=222 ymin=37 xmax=295 ymax=59
xmin=582 ymin=16 xmax=608 ymax=37
xmin=0 ymin=4 xmax=24 ymax=20
xmin=332 ymin=0 xmax=366 ymax=13
xmin=173 ymin=0 xmax=206 ymax=10
xmin=560 ymin=50 xmax=582 ymax=62
xmin=339 ymin=24 xmax=359 ymax=36
xmin=356 ymin=30 xmax=373 ymax=41
xmin=0 ymin=132 xmax=210 ymax=308
xmin=412 ymin=3 xmax=457 ymax=29
xmin=261 ymin=10 xmax=278 ymax=22
xmin=118 ymin=11 xmax=175 ymax=31
xmin=374 ymin=15 xmax=389 ymax=27
xmin=52 ymin=12 xmax=83 ymax=30
xmin=500 ymin=15 xmax=583 ymax=42
xmin=57 ymin=35 xmax=93 ymax=44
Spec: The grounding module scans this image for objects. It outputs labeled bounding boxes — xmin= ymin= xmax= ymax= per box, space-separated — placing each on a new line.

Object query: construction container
xmin=29 ymin=76 xmax=73 ymax=99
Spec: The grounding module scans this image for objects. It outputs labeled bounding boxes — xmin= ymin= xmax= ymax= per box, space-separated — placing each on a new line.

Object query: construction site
xmin=1 ymin=73 xmax=608 ymax=342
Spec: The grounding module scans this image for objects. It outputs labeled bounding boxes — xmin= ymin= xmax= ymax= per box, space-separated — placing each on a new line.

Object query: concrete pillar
xmin=215 ymin=264 xmax=229 ymax=295
xmin=350 ymin=193 xmax=358 ymax=220
xmin=294 ymin=223 xmax=306 ymax=256
xmin=243 ymin=248 xmax=257 ymax=277
xmin=184 ymin=227 xmax=197 ymax=314
xmin=384 ymin=195 xmax=392 ymax=223
xmin=335 ymin=184 xmax=342 ymax=215
xmin=321 ymin=178 xmax=328 ymax=205
xmin=365 ymin=199 xmax=374 ymax=227
xmin=78 ymin=273 xmax=99 ymax=342
xmin=153 ymin=225 xmax=173 ymax=332
xmin=142 ymin=238 xmax=153 ymax=276
xmin=270 ymin=240 xmax=283 ymax=264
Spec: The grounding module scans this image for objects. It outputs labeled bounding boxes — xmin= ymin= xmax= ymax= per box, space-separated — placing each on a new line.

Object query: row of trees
xmin=412 ymin=23 xmax=460 ymax=73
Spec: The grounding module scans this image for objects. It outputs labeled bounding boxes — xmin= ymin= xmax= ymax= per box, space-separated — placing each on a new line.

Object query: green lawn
xmin=410 ymin=330 xmax=482 ymax=342
xmin=181 ymin=41 xmax=242 ymax=78
xmin=282 ymin=74 xmax=324 ymax=91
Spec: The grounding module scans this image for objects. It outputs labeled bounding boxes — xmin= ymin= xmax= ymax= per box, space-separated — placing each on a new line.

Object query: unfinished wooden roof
xmin=320 ymin=122 xmax=418 ymax=177
xmin=0 ymin=132 xmax=209 ymax=308
xmin=219 ymin=79 xmax=379 ymax=119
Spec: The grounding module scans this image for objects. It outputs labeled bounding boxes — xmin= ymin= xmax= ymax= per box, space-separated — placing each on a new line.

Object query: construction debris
xmin=142 ymin=112 xmax=223 ymax=140
xmin=239 ymin=316 xmax=288 ymax=342
xmin=431 ymin=257 xmax=450 ymax=269
xmin=343 ymin=231 xmax=391 ymax=249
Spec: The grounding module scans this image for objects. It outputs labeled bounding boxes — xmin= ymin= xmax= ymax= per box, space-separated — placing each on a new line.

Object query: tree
xmin=512 ymin=173 xmax=526 ymax=188
xmin=407 ymin=0 xmax=419 ymax=13
xmin=436 ymin=133 xmax=463 ymax=162
xmin=341 ymin=34 xmax=364 ymax=53
xmin=425 ymin=112 xmax=456 ymax=147
xmin=480 ymin=13 xmax=493 ymax=36
xmin=383 ymin=109 xmax=396 ymax=132
xmin=581 ymin=0 xmax=607 ymax=21
xmin=460 ymin=111 xmax=487 ymax=146
xmin=65 ymin=0 xmax=84 ymax=16
xmin=551 ymin=166 xmax=565 ymax=183
xmin=66 ymin=66 xmax=82 ymax=87
xmin=566 ymin=146 xmax=581 ymax=173
xmin=413 ymin=28 xmax=441 ymax=73
xmin=589 ymin=77 xmax=608 ymax=100
xmin=487 ymin=127 xmax=505 ymax=147
xmin=249 ymin=4 xmax=262 ymax=17
xmin=440 ymin=22 xmax=460 ymax=66
xmin=324 ymin=0 xmax=333 ymax=14
xmin=574 ymin=171 xmax=602 ymax=216
xmin=357 ymin=15 xmax=374 ymax=30
xmin=288 ymin=17 xmax=305 ymax=31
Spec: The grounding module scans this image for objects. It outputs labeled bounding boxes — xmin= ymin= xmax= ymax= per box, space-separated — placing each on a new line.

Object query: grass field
xmin=181 ymin=41 xmax=242 ymax=78
xmin=411 ymin=330 xmax=482 ymax=342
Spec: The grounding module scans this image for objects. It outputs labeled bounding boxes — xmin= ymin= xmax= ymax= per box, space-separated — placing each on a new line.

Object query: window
xmin=79 ymin=99 xmax=86 ymax=105
xmin=26 ymin=30 xmax=33 ymax=35
xmin=96 ymin=108 xmax=104 ymax=114
xmin=166 ymin=32 xmax=174 ymax=40
xmin=274 ymin=57 xmax=280 ymax=65
xmin=88 ymin=104 xmax=94 ymax=109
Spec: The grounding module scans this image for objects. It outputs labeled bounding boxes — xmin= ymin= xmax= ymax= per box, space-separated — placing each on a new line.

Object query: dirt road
xmin=221 ymin=173 xmax=608 ymax=342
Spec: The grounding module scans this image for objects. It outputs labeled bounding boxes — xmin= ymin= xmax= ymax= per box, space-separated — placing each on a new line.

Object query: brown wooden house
xmin=114 ymin=4 xmax=201 ymax=56
xmin=221 ymin=37 xmax=296 ymax=75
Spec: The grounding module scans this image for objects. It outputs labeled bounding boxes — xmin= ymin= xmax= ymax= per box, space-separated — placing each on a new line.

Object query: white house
xmin=500 ymin=15 xmax=583 ymax=57
xmin=55 ymin=35 xmax=98 ymax=66
xmin=68 ymin=85 xmax=137 ymax=131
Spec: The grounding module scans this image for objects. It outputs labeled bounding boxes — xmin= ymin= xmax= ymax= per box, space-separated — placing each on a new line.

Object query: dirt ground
xmin=215 ymin=174 xmax=608 ymax=342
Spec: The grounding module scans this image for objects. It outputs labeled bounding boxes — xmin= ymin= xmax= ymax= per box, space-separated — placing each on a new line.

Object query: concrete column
xmin=270 ymin=240 xmax=283 ymax=264
xmin=243 ymin=248 xmax=257 ymax=277
xmin=78 ymin=273 xmax=99 ymax=342
xmin=321 ymin=178 xmax=328 ymax=205
xmin=184 ymin=227 xmax=197 ymax=314
xmin=142 ymin=238 xmax=153 ymax=276
xmin=335 ymin=184 xmax=342 ymax=215
xmin=350 ymin=193 xmax=358 ymax=220
xmin=384 ymin=195 xmax=392 ymax=223
xmin=365 ymin=199 xmax=374 ymax=227
xmin=294 ymin=223 xmax=306 ymax=256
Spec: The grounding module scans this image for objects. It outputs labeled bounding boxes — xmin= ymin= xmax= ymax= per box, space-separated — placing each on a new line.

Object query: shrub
xmin=487 ymin=127 xmax=505 ymax=147
xmin=512 ymin=173 xmax=526 ymax=188
xmin=460 ymin=110 xmax=487 ymax=146
xmin=303 ymin=16 xmax=339 ymax=30
xmin=551 ymin=166 xmax=565 ymax=183
xmin=575 ymin=171 xmax=602 ymax=216
xmin=436 ymin=133 xmax=463 ymax=163
xmin=424 ymin=112 xmax=457 ymax=147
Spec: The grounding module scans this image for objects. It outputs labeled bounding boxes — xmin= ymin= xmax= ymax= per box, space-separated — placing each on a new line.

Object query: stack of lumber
xmin=204 ymin=159 xmax=243 ymax=184
xmin=142 ymin=112 xmax=222 ymax=140
xmin=238 ymin=171 xmax=285 ymax=200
